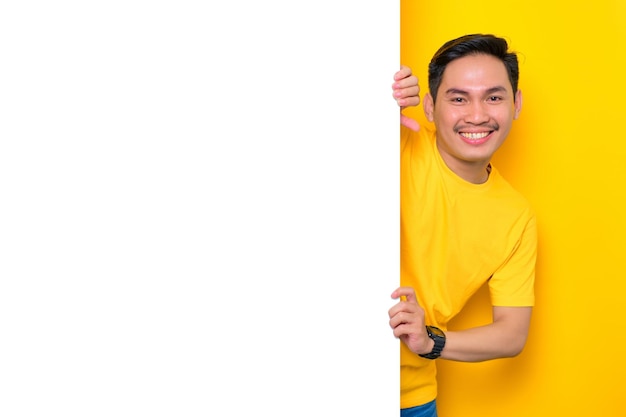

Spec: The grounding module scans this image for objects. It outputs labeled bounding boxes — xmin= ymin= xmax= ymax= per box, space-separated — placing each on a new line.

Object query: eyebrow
xmin=444 ymin=86 xmax=508 ymax=96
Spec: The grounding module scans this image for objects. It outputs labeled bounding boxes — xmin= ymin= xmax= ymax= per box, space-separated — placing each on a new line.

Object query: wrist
xmin=418 ymin=326 xmax=446 ymax=360
xmin=421 ymin=337 xmax=435 ymax=355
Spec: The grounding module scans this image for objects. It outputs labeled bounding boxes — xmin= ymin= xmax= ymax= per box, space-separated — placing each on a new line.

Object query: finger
xmin=394 ymin=84 xmax=420 ymax=99
xmin=400 ymin=114 xmax=420 ymax=132
xmin=393 ymin=75 xmax=419 ymax=90
xmin=397 ymin=94 xmax=420 ymax=108
xmin=393 ymin=323 xmax=420 ymax=340
xmin=388 ymin=296 xmax=415 ymax=318
xmin=388 ymin=299 xmax=417 ymax=319
xmin=393 ymin=94 xmax=419 ymax=107
xmin=393 ymin=324 xmax=411 ymax=339
xmin=391 ymin=286 xmax=418 ymax=303
xmin=393 ymin=96 xmax=418 ymax=110
xmin=389 ymin=313 xmax=405 ymax=330
xmin=394 ymin=65 xmax=412 ymax=81
xmin=389 ymin=312 xmax=402 ymax=328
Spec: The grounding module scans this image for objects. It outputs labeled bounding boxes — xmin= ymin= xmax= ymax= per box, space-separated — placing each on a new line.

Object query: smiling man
xmin=388 ymin=34 xmax=537 ymax=417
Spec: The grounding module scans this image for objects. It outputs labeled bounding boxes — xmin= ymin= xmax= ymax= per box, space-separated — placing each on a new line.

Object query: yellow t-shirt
xmin=400 ymin=125 xmax=537 ymax=408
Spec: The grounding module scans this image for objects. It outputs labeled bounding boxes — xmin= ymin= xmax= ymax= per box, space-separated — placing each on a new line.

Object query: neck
xmin=435 ymin=141 xmax=493 ymax=184
xmin=451 ymin=161 xmax=491 ymax=184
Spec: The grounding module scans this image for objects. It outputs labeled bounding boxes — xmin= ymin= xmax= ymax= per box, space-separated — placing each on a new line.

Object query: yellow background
xmin=401 ymin=1 xmax=626 ymax=415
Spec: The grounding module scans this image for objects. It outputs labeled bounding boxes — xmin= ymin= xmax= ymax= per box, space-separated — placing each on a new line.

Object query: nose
xmin=464 ymin=101 xmax=490 ymax=124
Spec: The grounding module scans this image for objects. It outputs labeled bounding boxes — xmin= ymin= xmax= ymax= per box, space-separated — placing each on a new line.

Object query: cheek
xmin=434 ymin=111 xmax=459 ymax=129
xmin=433 ymin=106 xmax=449 ymax=122
xmin=500 ymin=109 xmax=516 ymax=125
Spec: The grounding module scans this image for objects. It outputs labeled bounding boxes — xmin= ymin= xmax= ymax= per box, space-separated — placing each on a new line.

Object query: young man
xmin=388 ymin=34 xmax=537 ymax=417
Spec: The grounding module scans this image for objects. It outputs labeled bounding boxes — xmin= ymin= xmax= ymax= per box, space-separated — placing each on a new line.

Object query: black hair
xmin=428 ymin=34 xmax=519 ymax=103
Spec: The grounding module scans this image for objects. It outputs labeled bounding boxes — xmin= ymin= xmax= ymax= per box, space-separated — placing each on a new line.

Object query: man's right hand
xmin=392 ymin=65 xmax=421 ymax=131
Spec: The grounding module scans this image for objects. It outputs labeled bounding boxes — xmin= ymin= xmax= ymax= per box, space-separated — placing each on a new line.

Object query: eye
xmin=451 ymin=97 xmax=466 ymax=103
xmin=487 ymin=96 xmax=503 ymax=102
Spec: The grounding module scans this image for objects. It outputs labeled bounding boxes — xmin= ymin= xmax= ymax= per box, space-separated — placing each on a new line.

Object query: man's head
xmin=428 ymin=34 xmax=519 ymax=104
xmin=422 ymin=34 xmax=523 ymax=183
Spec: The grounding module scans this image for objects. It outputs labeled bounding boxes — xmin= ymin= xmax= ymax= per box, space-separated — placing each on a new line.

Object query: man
xmin=388 ymin=34 xmax=537 ymax=417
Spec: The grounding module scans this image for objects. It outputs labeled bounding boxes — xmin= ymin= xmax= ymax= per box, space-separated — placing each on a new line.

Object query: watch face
xmin=428 ymin=326 xmax=445 ymax=338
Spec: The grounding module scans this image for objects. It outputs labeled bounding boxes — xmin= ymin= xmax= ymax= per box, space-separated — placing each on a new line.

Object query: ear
xmin=423 ymin=93 xmax=435 ymax=122
xmin=514 ymin=90 xmax=523 ymax=120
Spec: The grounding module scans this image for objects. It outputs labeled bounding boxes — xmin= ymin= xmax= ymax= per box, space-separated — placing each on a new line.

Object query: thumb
xmin=401 ymin=114 xmax=420 ymax=132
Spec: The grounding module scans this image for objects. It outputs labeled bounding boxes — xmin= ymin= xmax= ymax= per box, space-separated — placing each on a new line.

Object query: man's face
xmin=423 ymin=53 xmax=522 ymax=181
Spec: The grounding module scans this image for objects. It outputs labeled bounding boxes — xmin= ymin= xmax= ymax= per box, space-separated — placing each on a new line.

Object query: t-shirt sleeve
xmin=488 ymin=213 xmax=537 ymax=307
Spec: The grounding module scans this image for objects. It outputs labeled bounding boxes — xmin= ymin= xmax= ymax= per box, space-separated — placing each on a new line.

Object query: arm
xmin=444 ymin=214 xmax=538 ymax=362
xmin=442 ymin=306 xmax=532 ymax=361
xmin=389 ymin=287 xmax=532 ymax=362
xmin=392 ymin=65 xmax=421 ymax=131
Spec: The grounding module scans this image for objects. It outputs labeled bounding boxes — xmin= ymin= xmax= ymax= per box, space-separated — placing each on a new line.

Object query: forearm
xmin=439 ymin=306 xmax=532 ymax=362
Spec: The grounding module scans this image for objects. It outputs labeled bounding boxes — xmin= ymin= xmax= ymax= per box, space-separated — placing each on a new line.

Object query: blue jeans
xmin=401 ymin=400 xmax=438 ymax=417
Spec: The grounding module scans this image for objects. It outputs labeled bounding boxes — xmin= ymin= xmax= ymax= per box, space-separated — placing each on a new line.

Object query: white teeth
xmin=460 ymin=132 xmax=489 ymax=140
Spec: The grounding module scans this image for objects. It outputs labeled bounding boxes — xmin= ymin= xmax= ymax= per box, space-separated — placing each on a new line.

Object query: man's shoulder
xmin=401 ymin=124 xmax=436 ymax=155
xmin=490 ymin=170 xmax=535 ymax=217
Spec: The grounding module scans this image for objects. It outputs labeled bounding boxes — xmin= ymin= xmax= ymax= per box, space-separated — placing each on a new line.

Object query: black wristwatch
xmin=419 ymin=326 xmax=446 ymax=359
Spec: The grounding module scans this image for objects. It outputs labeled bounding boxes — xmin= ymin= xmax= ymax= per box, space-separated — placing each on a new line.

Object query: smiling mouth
xmin=459 ymin=131 xmax=491 ymax=140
